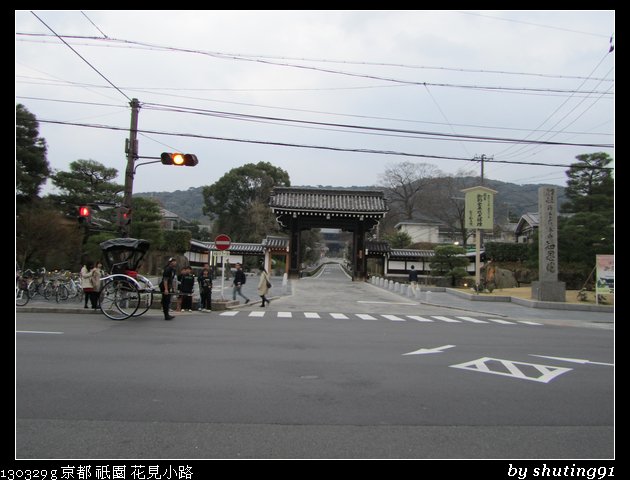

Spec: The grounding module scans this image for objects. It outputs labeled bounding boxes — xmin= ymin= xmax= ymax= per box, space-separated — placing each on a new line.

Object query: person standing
xmin=178 ymin=266 xmax=195 ymax=312
xmin=89 ymin=261 xmax=104 ymax=309
xmin=257 ymin=267 xmax=271 ymax=307
xmin=160 ymin=257 xmax=177 ymax=320
xmin=80 ymin=262 xmax=93 ymax=309
xmin=232 ymin=263 xmax=250 ymax=304
xmin=198 ymin=264 xmax=213 ymax=312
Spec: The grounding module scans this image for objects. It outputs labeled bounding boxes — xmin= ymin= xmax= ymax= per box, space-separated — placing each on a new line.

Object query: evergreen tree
xmin=16 ymin=104 xmax=50 ymax=204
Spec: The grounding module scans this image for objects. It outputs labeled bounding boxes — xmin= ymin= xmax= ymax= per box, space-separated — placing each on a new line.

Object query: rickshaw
xmin=99 ymin=238 xmax=156 ymax=320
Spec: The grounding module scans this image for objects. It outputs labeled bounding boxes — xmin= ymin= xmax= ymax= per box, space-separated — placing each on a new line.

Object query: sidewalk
xmin=17 ymin=274 xmax=292 ymax=314
xmin=370 ymin=277 xmax=614 ymax=313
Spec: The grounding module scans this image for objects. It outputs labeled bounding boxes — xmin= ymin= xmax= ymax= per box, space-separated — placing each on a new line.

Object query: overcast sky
xmin=16 ymin=10 xmax=614 ymax=195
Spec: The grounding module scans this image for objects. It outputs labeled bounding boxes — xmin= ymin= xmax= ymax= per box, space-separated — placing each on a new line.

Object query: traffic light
xmin=160 ymin=152 xmax=198 ymax=167
xmin=117 ymin=206 xmax=131 ymax=227
xmin=77 ymin=205 xmax=91 ymax=224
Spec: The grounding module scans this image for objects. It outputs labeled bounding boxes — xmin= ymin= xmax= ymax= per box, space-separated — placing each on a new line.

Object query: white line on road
xmin=357 ymin=301 xmax=418 ymax=305
xmin=16 ymin=330 xmax=63 ymax=335
xmin=356 ymin=314 xmax=377 ymax=320
xmin=455 ymin=316 xmax=488 ymax=324
xmin=330 ymin=313 xmax=349 ymax=319
xmin=431 ymin=316 xmax=461 ymax=323
xmin=382 ymin=314 xmax=406 ymax=321
xmin=407 ymin=315 xmax=434 ymax=322
xmin=304 ymin=312 xmax=320 ymax=319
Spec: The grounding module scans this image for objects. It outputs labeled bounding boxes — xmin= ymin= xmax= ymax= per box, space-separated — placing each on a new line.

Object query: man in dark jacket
xmin=161 ymin=257 xmax=177 ymax=320
xmin=232 ymin=263 xmax=250 ymax=304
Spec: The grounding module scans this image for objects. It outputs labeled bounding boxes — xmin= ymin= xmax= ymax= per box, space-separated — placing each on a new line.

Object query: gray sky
xmin=15 ymin=10 xmax=614 ymax=194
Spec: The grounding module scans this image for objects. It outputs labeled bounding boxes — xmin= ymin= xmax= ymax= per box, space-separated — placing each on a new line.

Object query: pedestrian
xmin=89 ymin=261 xmax=104 ymax=309
xmin=80 ymin=262 xmax=93 ymax=308
xmin=178 ymin=266 xmax=195 ymax=312
xmin=257 ymin=267 xmax=271 ymax=307
xmin=198 ymin=264 xmax=213 ymax=312
xmin=160 ymin=257 xmax=177 ymax=320
xmin=408 ymin=265 xmax=419 ymax=294
xmin=232 ymin=263 xmax=250 ymax=304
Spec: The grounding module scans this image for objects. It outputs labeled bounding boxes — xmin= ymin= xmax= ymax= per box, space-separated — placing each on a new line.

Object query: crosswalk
xmin=215 ymin=310 xmax=543 ymax=326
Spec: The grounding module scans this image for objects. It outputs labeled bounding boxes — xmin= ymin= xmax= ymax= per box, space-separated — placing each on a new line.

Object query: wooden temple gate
xmin=269 ymin=187 xmax=388 ymax=280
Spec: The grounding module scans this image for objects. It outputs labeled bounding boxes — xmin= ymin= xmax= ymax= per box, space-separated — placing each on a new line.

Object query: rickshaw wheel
xmin=99 ymin=277 xmax=140 ymax=320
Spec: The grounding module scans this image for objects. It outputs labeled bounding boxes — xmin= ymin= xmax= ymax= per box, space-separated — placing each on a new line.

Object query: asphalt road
xmin=16 ymin=263 xmax=614 ymax=459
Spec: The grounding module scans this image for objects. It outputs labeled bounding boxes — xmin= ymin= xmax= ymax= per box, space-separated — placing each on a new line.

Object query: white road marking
xmin=382 ymin=314 xmax=406 ymax=321
xmin=431 ymin=316 xmax=461 ymax=323
xmin=455 ymin=316 xmax=488 ymax=324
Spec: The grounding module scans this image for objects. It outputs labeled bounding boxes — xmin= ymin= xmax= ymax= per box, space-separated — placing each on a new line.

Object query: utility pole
xmin=122 ymin=98 xmax=140 ymax=237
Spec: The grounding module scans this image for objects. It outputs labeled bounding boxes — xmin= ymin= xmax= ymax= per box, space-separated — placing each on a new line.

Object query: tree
xmin=16 ymin=199 xmax=83 ymax=269
xmin=429 ymin=245 xmax=469 ymax=286
xmin=384 ymin=230 xmax=412 ymax=248
xmin=16 ymin=104 xmax=50 ymax=204
xmin=50 ymin=159 xmax=123 ymax=207
xmin=202 ymin=162 xmax=290 ymax=242
xmin=379 ymin=162 xmax=442 ymax=220
xmin=561 ymin=152 xmax=614 ymax=215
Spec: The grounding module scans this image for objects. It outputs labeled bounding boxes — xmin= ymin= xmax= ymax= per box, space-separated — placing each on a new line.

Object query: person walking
xmin=198 ymin=264 xmax=213 ymax=312
xmin=232 ymin=263 xmax=250 ymax=304
xmin=257 ymin=267 xmax=271 ymax=307
xmin=160 ymin=257 xmax=177 ymax=320
xmin=408 ymin=265 xmax=419 ymax=294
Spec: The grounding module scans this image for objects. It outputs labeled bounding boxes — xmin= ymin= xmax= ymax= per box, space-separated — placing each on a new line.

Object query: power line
xmin=16 ymin=32 xmax=615 ymax=83
xmin=29 ymin=11 xmax=131 ymax=102
xmin=140 ymin=101 xmax=613 ymax=148
xmin=35 ymin=118 xmax=615 ymax=171
xmin=15 ymin=32 xmax=614 ymax=97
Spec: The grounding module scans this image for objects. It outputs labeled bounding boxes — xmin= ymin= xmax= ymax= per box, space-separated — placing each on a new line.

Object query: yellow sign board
xmin=462 ymin=186 xmax=497 ymax=230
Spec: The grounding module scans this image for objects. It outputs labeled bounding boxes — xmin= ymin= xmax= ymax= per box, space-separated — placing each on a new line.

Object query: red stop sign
xmin=215 ymin=234 xmax=231 ymax=251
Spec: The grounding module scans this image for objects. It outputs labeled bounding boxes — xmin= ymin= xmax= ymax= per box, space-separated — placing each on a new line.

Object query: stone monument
xmin=531 ymin=186 xmax=566 ymax=302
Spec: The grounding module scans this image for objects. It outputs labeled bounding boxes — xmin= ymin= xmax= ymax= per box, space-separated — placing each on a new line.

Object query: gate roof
xmin=270 ymin=187 xmax=387 ymax=216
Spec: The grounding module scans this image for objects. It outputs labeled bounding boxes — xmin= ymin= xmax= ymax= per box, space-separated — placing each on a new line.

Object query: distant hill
xmin=135 ymin=187 xmax=208 ymax=223
xmin=135 ymin=179 xmax=565 ymax=225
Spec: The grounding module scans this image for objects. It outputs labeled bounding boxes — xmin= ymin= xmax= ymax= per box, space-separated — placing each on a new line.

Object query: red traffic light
xmin=77 ymin=206 xmax=91 ymax=224
xmin=161 ymin=152 xmax=198 ymax=167
xmin=117 ymin=206 xmax=132 ymax=227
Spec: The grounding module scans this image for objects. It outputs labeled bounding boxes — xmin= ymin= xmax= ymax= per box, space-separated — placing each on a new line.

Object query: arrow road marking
xmin=530 ymin=355 xmax=614 ymax=366
xmin=403 ymin=345 xmax=456 ymax=355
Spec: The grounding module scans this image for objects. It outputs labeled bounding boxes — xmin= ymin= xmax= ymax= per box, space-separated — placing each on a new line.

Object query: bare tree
xmin=379 ymin=162 xmax=442 ymax=220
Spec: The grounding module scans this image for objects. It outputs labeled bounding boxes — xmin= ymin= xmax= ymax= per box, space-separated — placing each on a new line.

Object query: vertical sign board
xmin=462 ymin=186 xmax=497 ymax=231
xmin=596 ymin=254 xmax=614 ymax=296
xmin=461 ymin=186 xmax=497 ymax=291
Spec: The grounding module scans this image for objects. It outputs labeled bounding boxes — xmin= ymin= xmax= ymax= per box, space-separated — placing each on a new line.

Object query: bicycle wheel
xmin=56 ymin=284 xmax=69 ymax=302
xmin=99 ymin=278 xmax=140 ymax=320
xmin=16 ymin=286 xmax=30 ymax=306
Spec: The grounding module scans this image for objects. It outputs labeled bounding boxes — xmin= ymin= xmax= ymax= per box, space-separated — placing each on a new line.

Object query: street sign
xmin=215 ymin=234 xmax=231 ymax=251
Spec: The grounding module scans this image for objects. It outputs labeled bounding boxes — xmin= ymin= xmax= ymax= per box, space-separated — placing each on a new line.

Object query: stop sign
xmin=215 ymin=234 xmax=231 ymax=251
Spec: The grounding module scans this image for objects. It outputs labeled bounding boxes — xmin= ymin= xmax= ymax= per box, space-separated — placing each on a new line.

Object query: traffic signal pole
xmin=122 ymin=98 xmax=140 ymax=237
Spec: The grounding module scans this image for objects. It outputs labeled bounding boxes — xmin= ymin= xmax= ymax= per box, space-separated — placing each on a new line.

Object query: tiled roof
xmin=270 ymin=187 xmax=387 ymax=214
xmin=390 ymin=249 xmax=435 ymax=258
